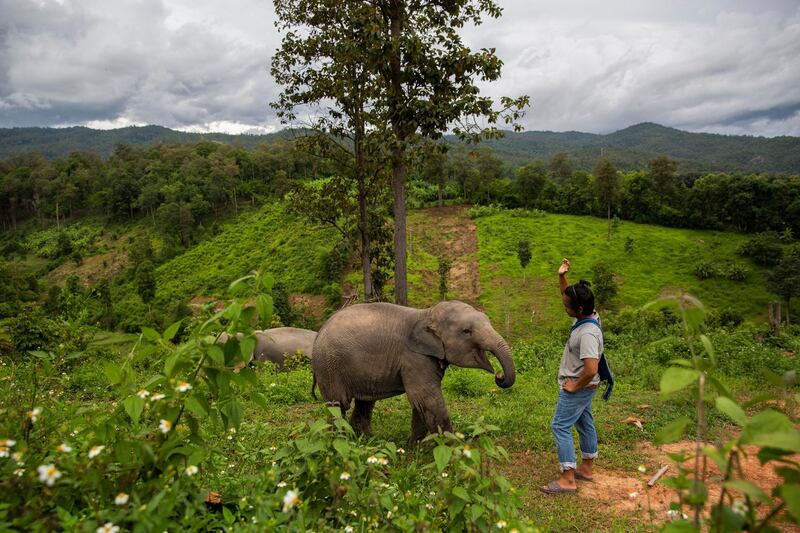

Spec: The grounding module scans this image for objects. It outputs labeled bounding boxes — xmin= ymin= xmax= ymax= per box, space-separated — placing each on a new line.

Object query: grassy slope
xmin=474 ymin=211 xmax=774 ymax=339
xmin=111 ymin=202 xmax=336 ymax=324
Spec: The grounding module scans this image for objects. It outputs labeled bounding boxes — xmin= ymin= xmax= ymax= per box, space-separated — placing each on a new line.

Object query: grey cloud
xmin=0 ymin=0 xmax=798 ymax=137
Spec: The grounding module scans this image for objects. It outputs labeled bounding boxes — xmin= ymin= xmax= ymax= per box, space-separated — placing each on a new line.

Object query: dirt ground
xmin=409 ymin=205 xmax=482 ymax=306
xmin=506 ymin=440 xmax=799 ymax=530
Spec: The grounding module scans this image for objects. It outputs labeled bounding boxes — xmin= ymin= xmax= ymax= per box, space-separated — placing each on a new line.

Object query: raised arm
xmin=558 ymin=258 xmax=570 ymax=295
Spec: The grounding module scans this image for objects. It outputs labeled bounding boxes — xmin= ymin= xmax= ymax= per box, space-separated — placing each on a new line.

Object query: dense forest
xmin=2 ymin=137 xmax=799 ymax=242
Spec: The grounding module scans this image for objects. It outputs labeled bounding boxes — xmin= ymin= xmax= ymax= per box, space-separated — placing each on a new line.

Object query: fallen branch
xmin=648 ymin=464 xmax=670 ymax=487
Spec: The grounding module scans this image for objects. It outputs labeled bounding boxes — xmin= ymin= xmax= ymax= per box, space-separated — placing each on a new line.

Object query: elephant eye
xmin=462 ymin=328 xmax=472 ymax=335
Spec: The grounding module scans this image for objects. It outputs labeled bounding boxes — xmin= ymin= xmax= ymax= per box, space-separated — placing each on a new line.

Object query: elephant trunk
xmin=485 ymin=331 xmax=515 ymax=389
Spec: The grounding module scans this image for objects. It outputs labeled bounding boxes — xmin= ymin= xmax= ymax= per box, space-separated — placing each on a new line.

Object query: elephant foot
xmin=350 ymin=400 xmax=375 ymax=436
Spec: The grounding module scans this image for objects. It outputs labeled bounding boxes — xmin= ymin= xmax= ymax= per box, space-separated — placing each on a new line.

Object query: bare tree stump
xmin=769 ymin=301 xmax=781 ymax=336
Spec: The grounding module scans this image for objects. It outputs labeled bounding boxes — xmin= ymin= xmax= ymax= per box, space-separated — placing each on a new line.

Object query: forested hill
xmin=2 ymin=122 xmax=799 ymax=173
xmin=0 ymin=125 xmax=295 ymax=160
xmin=475 ymin=123 xmax=800 ymax=173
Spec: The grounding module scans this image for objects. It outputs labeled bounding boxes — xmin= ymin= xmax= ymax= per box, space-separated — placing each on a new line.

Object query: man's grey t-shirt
xmin=558 ymin=313 xmax=602 ymax=387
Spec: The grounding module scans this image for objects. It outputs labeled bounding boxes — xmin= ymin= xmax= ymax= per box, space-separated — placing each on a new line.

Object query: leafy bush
xmin=591 ymin=260 xmax=618 ymax=306
xmin=692 ymin=261 xmax=717 ymax=280
xmin=722 ymin=263 xmax=749 ymax=281
xmin=443 ymin=368 xmax=487 ymax=397
xmin=737 ymin=232 xmax=783 ymax=266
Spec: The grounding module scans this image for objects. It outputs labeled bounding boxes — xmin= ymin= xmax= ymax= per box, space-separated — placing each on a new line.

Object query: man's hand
xmin=562 ymin=379 xmax=579 ymax=393
xmin=558 ymin=258 xmax=570 ymax=276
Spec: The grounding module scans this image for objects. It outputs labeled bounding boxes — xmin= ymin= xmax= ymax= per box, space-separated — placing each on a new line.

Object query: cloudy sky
xmin=1 ymin=0 xmax=799 ymax=136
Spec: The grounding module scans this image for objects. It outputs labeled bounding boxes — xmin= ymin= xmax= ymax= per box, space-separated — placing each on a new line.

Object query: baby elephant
xmin=312 ymin=300 xmax=515 ymax=442
xmin=219 ymin=327 xmax=317 ymax=369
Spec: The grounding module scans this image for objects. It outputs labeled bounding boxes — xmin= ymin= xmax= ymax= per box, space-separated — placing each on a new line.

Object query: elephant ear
xmin=409 ymin=319 xmax=445 ymax=359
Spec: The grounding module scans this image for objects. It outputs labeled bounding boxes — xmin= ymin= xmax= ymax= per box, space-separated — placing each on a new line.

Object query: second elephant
xmin=219 ymin=327 xmax=317 ymax=369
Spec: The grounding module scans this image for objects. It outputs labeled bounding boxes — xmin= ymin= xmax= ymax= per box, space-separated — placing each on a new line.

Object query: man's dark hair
xmin=566 ymin=280 xmax=595 ymax=315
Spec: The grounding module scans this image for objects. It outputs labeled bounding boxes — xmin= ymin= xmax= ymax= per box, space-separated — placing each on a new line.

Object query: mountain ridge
xmin=1 ymin=122 xmax=798 ymax=173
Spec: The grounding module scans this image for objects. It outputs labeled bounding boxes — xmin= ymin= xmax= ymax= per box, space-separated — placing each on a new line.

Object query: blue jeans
xmin=551 ymin=387 xmax=598 ymax=471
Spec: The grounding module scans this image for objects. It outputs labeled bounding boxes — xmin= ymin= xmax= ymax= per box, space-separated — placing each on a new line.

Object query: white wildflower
xmin=185 ymin=465 xmax=199 ymax=476
xmin=367 ymin=455 xmax=379 ymax=464
xmin=115 ymin=492 xmax=129 ymax=505
xmin=12 ymin=451 xmax=23 ymax=465
xmin=0 ymin=439 xmax=15 ymax=447
xmin=378 ymin=457 xmax=388 ymax=466
xmin=732 ymin=499 xmax=747 ymax=517
xmin=455 ymin=432 xmax=465 ymax=439
xmin=441 ymin=472 xmax=448 ymax=478
xmin=463 ymin=445 xmax=472 ymax=458
xmin=340 ymin=472 xmax=351 ymax=480
xmin=0 ymin=447 xmax=8 ymax=458
xmin=96 ymin=522 xmax=120 ymax=533
xmin=425 ymin=503 xmax=434 ymax=510
xmin=666 ymin=510 xmax=679 ymax=519
xmin=282 ymin=489 xmax=299 ymax=512
xmin=277 ymin=481 xmax=287 ymax=488
xmin=496 ymin=520 xmax=507 ymax=529
xmin=150 ymin=393 xmax=165 ymax=402
xmin=137 ymin=389 xmax=150 ymax=398
xmin=628 ymin=492 xmax=638 ymax=499
xmin=345 ymin=526 xmax=354 ymax=533
xmin=14 ymin=468 xmax=24 ymax=477
xmin=158 ymin=419 xmax=172 ymax=434
xmin=175 ymin=381 xmax=192 ymax=392
xmin=397 ymin=448 xmax=405 ymax=454
xmin=57 ymin=443 xmax=73 ymax=453
xmin=269 ymin=446 xmax=277 ymax=452
xmin=637 ymin=465 xmax=646 ymax=473
xmin=88 ymin=445 xmax=105 ymax=459
xmin=37 ymin=464 xmax=62 ymax=486
xmin=27 ymin=407 xmax=42 ymax=423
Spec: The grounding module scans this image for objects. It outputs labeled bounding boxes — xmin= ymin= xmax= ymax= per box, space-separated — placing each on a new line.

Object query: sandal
xmin=575 ymin=471 xmax=594 ymax=482
xmin=540 ymin=481 xmax=577 ymax=494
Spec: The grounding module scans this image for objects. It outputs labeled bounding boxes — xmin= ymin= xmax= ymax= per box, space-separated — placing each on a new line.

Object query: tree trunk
xmin=769 ymin=302 xmax=781 ymax=335
xmin=354 ymin=118 xmax=373 ymax=301
xmin=389 ymin=1 xmax=408 ymax=306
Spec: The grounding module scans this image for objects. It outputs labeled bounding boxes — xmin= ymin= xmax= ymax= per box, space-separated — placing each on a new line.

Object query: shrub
xmin=693 ymin=261 xmax=717 ymax=280
xmin=319 ymin=240 xmax=351 ymax=284
xmin=591 ymin=260 xmax=618 ymax=306
xmin=722 ymin=264 xmax=748 ymax=281
xmin=624 ymin=236 xmax=634 ymax=254
xmin=737 ymin=232 xmax=783 ymax=266
xmin=443 ymin=368 xmax=487 ymax=397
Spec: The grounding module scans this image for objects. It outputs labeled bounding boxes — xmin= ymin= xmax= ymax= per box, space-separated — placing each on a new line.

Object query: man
xmin=541 ymin=258 xmax=602 ymax=494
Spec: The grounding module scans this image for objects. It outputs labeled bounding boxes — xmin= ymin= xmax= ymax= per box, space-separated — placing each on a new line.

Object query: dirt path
xmin=503 ymin=441 xmax=799 ymax=531
xmin=408 ymin=205 xmax=481 ymax=306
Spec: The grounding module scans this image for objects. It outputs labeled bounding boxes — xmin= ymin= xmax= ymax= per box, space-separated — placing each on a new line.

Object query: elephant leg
xmin=406 ymin=389 xmax=452 ymax=443
xmin=350 ymin=400 xmax=376 ymax=436
xmin=409 ymin=407 xmax=428 ymax=444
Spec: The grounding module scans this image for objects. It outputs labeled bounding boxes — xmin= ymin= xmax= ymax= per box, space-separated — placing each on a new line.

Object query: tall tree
xmin=272 ymin=0 xmax=527 ymax=305
xmin=515 ymin=160 xmax=548 ymax=208
xmin=594 ymin=158 xmax=621 ymax=241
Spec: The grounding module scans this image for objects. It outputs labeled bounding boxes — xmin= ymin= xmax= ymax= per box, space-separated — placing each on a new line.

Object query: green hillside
xmin=403 ymin=207 xmax=778 ymax=340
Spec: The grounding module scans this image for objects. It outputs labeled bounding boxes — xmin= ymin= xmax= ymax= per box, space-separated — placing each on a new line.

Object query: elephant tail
xmin=311 ymin=372 xmax=318 ymax=400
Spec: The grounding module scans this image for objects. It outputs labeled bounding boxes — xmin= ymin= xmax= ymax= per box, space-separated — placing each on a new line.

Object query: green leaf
xmin=470 ymin=504 xmax=484 ymax=521
xmin=251 ymin=392 xmax=268 ymax=409
xmin=147 ymin=490 xmax=167 ymax=513
xmin=332 ymin=439 xmax=350 ymax=457
xmin=746 ymin=432 xmax=800 ymax=453
xmin=228 ymin=274 xmax=255 ymax=296
xmin=261 ymin=273 xmax=275 ymax=293
xmin=701 ymin=446 xmax=728 ymax=473
xmin=698 ymin=334 xmax=716 ymax=365
xmin=655 ymin=417 xmax=692 ymax=445
xmin=667 ymin=358 xmax=694 ymax=368
xmin=141 ymin=327 xmax=161 ymax=342
xmin=184 ymin=396 xmax=209 ymax=418
xmin=452 ymin=486 xmax=470 ymax=501
xmin=433 ymin=444 xmax=453 ymax=472
xmin=741 ymin=409 xmax=794 ymax=441
xmin=164 ymin=353 xmax=180 ymax=377
xmin=708 ymin=376 xmax=732 ymax=399
xmin=123 ymin=396 xmax=145 ymax=424
xmin=660 ymin=367 xmax=700 ymax=395
xmin=257 ymin=294 xmax=273 ymax=327
xmin=163 ymin=320 xmax=182 ymax=342
xmin=103 ymin=361 xmax=122 ymax=384
xmin=782 ymin=484 xmax=800 ymax=521
xmin=219 ymin=399 xmax=243 ymax=429
xmin=207 ymin=344 xmax=225 ymax=367
xmin=222 ymin=506 xmax=235 ymax=525
xmin=724 ymin=480 xmax=770 ymax=503
xmin=240 ymin=336 xmax=256 ymax=362
xmin=715 ymin=397 xmax=747 ymax=426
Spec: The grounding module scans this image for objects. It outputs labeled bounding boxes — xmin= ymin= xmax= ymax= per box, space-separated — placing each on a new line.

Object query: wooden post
xmin=769 ymin=302 xmax=781 ymax=336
